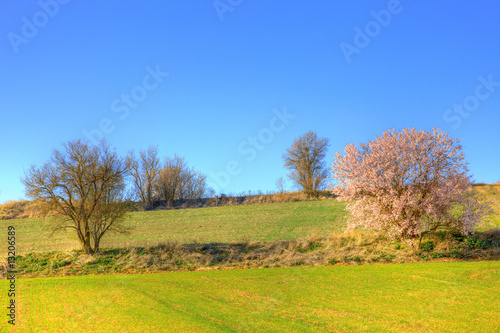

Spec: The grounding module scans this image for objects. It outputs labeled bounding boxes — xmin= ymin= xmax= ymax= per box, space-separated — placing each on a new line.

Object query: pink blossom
xmin=330 ymin=128 xmax=493 ymax=242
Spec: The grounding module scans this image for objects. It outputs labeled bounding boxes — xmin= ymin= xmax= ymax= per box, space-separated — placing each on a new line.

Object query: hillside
xmin=2 ymin=184 xmax=499 ymax=278
xmin=1 ymin=184 xmax=498 ymax=256
xmin=3 ymin=199 xmax=346 ymax=255
xmin=473 ymin=183 xmax=500 ymax=230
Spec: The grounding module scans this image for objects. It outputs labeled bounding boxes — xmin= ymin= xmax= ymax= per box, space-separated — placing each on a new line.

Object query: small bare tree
xmin=276 ymin=176 xmax=286 ymax=194
xmin=126 ymin=145 xmax=160 ymax=209
xmin=155 ymin=155 xmax=187 ymax=206
xmin=283 ymin=131 xmax=329 ymax=196
xmin=183 ymin=171 xmax=207 ymax=201
xmin=21 ymin=139 xmax=130 ymax=255
xmin=155 ymin=155 xmax=208 ymax=206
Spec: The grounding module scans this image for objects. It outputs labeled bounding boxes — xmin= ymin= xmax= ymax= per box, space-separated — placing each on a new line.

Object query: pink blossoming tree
xmin=330 ymin=128 xmax=492 ymax=247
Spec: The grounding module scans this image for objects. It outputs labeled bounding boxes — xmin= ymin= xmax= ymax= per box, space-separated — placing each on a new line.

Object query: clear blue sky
xmin=1 ymin=1 xmax=499 ymax=202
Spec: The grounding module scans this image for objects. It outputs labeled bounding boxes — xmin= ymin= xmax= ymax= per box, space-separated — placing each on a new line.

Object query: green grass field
xmin=2 ymin=200 xmax=347 ymax=254
xmin=1 ymin=186 xmax=499 ymax=332
xmin=1 ymin=261 xmax=498 ymax=332
xmin=3 ymin=184 xmax=498 ymax=255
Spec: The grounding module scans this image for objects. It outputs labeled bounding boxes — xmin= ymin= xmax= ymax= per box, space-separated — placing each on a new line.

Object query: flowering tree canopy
xmin=330 ymin=128 xmax=492 ymax=243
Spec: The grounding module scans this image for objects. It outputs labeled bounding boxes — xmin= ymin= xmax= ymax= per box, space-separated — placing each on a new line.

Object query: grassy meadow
xmin=1 ymin=199 xmax=347 ymax=255
xmin=2 ymin=183 xmax=498 ymax=256
xmin=0 ymin=185 xmax=499 ymax=332
xmin=1 ymin=261 xmax=498 ymax=332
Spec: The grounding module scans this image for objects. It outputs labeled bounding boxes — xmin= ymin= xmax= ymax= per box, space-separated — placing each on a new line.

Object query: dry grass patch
xmin=0 ymin=200 xmax=40 ymax=220
xmin=8 ymin=229 xmax=499 ymax=278
xmin=473 ymin=182 xmax=500 ymax=229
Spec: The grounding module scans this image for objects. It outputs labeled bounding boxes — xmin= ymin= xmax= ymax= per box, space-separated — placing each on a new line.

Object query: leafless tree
xmin=155 ymin=155 xmax=208 ymax=206
xmin=21 ymin=139 xmax=130 ymax=254
xmin=155 ymin=155 xmax=187 ymax=206
xmin=283 ymin=131 xmax=329 ymax=196
xmin=276 ymin=176 xmax=286 ymax=194
xmin=205 ymin=187 xmax=216 ymax=198
xmin=183 ymin=171 xmax=207 ymax=201
xmin=126 ymin=145 xmax=160 ymax=209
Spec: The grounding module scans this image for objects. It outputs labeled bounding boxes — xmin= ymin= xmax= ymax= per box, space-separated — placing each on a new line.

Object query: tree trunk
xmin=94 ymin=234 xmax=101 ymax=254
xmin=82 ymin=231 xmax=94 ymax=255
xmin=410 ymin=237 xmax=418 ymax=256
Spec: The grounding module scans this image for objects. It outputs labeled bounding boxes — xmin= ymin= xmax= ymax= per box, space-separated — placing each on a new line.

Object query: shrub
xmin=420 ymin=240 xmax=435 ymax=252
xmin=465 ymin=236 xmax=487 ymax=249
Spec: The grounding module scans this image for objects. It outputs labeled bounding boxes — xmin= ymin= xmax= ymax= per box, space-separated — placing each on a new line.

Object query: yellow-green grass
xmin=1 ymin=261 xmax=498 ymax=332
xmin=473 ymin=183 xmax=500 ymax=230
xmin=1 ymin=200 xmax=347 ymax=255
xmin=1 ymin=183 xmax=497 ymax=256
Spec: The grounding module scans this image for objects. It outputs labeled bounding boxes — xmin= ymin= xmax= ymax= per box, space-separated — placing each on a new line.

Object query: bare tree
xmin=283 ymin=131 xmax=329 ymax=196
xmin=183 ymin=171 xmax=207 ymax=201
xmin=155 ymin=155 xmax=188 ymax=206
xmin=21 ymin=139 xmax=130 ymax=255
xmin=276 ymin=176 xmax=286 ymax=194
xmin=155 ymin=155 xmax=208 ymax=206
xmin=205 ymin=187 xmax=216 ymax=198
xmin=126 ymin=145 xmax=160 ymax=209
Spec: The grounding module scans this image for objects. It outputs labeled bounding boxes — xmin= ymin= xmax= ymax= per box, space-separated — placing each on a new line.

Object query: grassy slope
xmin=1 ymin=261 xmax=499 ymax=333
xmin=1 ymin=183 xmax=498 ymax=256
xmin=2 ymin=200 xmax=347 ymax=254
xmin=473 ymin=183 xmax=500 ymax=230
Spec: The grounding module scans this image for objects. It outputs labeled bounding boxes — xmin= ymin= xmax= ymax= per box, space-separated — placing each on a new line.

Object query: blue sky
xmin=0 ymin=0 xmax=499 ymax=202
